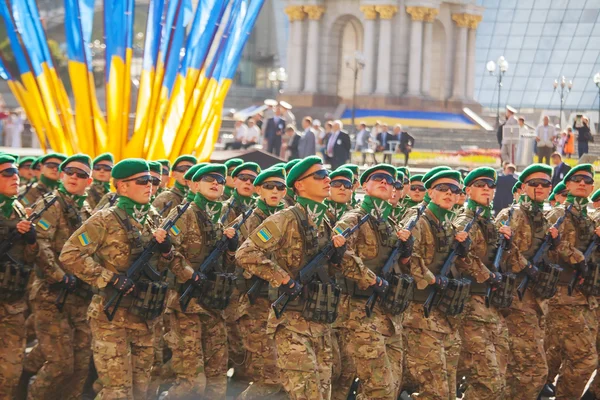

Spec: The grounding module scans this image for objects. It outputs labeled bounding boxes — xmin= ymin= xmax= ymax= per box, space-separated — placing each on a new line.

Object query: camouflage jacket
xmin=93 ymin=192 xmax=119 ymax=213
xmin=86 ymin=182 xmax=110 ymax=210
xmin=153 ymin=185 xmax=186 ymax=218
xmin=19 ymin=180 xmax=55 ymax=207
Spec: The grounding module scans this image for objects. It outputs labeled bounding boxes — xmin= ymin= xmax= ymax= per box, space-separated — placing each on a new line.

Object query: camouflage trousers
xmin=224 ymin=290 xmax=246 ymax=376
xmin=545 ymin=304 xmax=598 ymax=399
xmin=274 ymin=325 xmax=333 ymax=400
xmin=148 ymin=314 xmax=175 ymax=397
xmin=0 ymin=301 xmax=27 ymax=399
xmin=90 ymin=317 xmax=155 ymax=399
xmin=331 ymin=328 xmax=355 ymax=400
xmin=404 ymin=327 xmax=461 ymax=400
xmin=163 ymin=309 xmax=228 ymax=399
xmin=586 ymin=308 xmax=600 ymax=396
xmin=26 ymin=292 xmax=92 ymax=400
xmin=503 ymin=307 xmax=548 ymax=400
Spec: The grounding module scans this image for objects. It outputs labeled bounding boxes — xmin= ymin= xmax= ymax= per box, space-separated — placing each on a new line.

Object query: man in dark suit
xmin=394 ymin=124 xmax=415 ymax=166
xmin=493 ymin=163 xmax=518 ymax=215
xmin=262 ymin=105 xmax=286 ymax=156
xmin=326 ymin=120 xmax=351 ymax=169
xmin=551 ymin=152 xmax=571 ymax=187
xmin=376 ymin=123 xmax=395 ymax=152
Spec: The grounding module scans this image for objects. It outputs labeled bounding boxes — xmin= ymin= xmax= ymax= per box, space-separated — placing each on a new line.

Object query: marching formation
xmin=2 ymin=152 xmax=600 ymax=400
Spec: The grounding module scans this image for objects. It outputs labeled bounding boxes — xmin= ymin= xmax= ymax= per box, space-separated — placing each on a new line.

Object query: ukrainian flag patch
xmin=334 ymin=226 xmax=344 ymax=235
xmin=257 ymin=227 xmax=272 ymax=243
xmin=169 ymin=225 xmax=181 ymax=236
xmin=78 ymin=232 xmax=91 ymax=246
xmin=38 ymin=219 xmax=50 ymax=231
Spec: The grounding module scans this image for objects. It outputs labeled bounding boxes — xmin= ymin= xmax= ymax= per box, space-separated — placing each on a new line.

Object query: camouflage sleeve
xmin=454 ymin=218 xmax=492 ymax=283
xmin=410 ymin=219 xmax=436 ymax=289
xmin=235 ymin=213 xmax=292 ymax=287
xmin=35 ymin=201 xmax=65 ymax=283
xmin=496 ymin=209 xmax=529 ymax=273
xmin=58 ymin=212 xmax=114 ymax=288
xmin=168 ymin=211 xmax=195 ymax=282
xmin=547 ymin=208 xmax=584 ymax=265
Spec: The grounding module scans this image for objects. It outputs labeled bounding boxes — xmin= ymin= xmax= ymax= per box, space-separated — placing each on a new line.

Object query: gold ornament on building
xmin=375 ymin=5 xmax=398 ymax=20
xmin=284 ymin=5 xmax=306 ymax=21
xmin=359 ymin=5 xmax=377 ymax=20
xmin=423 ymin=8 xmax=439 ymax=23
xmin=405 ymin=6 xmax=428 ymax=21
xmin=452 ymin=13 xmax=482 ymax=29
xmin=304 ymin=5 xmax=326 ymax=20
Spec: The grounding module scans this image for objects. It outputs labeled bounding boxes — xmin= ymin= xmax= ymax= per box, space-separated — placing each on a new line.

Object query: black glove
xmin=61 ymin=274 xmax=78 ymax=292
xmin=399 ymin=237 xmax=414 ymax=259
xmin=227 ymin=233 xmax=239 ymax=252
xmin=488 ymin=272 xmax=503 ymax=286
xmin=280 ymin=278 xmax=302 ymax=299
xmin=524 ymin=263 xmax=539 ymax=280
xmin=191 ymin=271 xmax=207 ymax=287
xmin=575 ymin=261 xmax=589 ymax=277
xmin=22 ymin=225 xmax=37 ymax=244
xmin=329 ymin=244 xmax=346 ymax=264
xmin=550 ymin=233 xmax=560 ymax=250
xmin=370 ymin=276 xmax=389 ymax=295
xmin=456 ymin=239 xmax=471 ymax=258
xmin=110 ymin=274 xmax=135 ymax=293
xmin=155 ymin=235 xmax=172 ymax=254
xmin=433 ymin=275 xmax=448 ymax=291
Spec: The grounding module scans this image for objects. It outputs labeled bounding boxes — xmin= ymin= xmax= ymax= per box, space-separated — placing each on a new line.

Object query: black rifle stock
xmin=158 ymin=200 xmax=173 ymax=217
xmin=485 ymin=207 xmax=514 ymax=307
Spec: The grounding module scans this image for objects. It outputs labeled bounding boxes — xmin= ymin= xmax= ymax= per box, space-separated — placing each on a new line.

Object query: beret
xmin=591 ymin=189 xmax=600 ymax=202
xmin=424 ymin=170 xmax=462 ymax=189
xmin=285 ymin=158 xmax=301 ymax=173
xmin=563 ymin=163 xmax=594 ymax=182
xmin=93 ymin=152 xmax=114 ymax=166
xmin=512 ymin=181 xmax=522 ymax=194
xmin=232 ymin=162 xmax=261 ymax=178
xmin=272 ymin=162 xmax=286 ymax=169
xmin=422 ymin=166 xmax=452 ymax=185
xmin=552 ymin=182 xmax=567 ymax=195
xmin=518 ymin=163 xmax=553 ymax=183
xmin=148 ymin=161 xmax=162 ymax=174
xmin=157 ymin=159 xmax=171 ymax=170
xmin=224 ymin=158 xmax=244 ymax=170
xmin=1 ymin=153 xmax=19 ymax=163
xmin=287 ymin=156 xmax=323 ymax=188
xmin=339 ymin=163 xmax=359 ymax=176
xmin=359 ymin=164 xmax=398 ymax=185
xmin=40 ymin=153 xmax=67 ymax=164
xmin=184 ymin=163 xmax=206 ymax=180
xmin=397 ymin=167 xmax=410 ymax=180
xmin=410 ymin=174 xmax=424 ymax=183
xmin=173 ymin=155 xmax=197 ymax=169
xmin=254 ymin=167 xmax=286 ymax=186
xmin=0 ymin=155 xmax=16 ymax=165
xmin=192 ymin=164 xmax=227 ymax=182
xmin=60 ymin=154 xmax=92 ymax=172
xmin=330 ymin=168 xmax=354 ymax=182
xmin=548 ymin=193 xmax=555 ymax=201
xmin=112 ymin=158 xmax=150 ymax=179
xmin=464 ymin=167 xmax=497 ymax=187
xmin=31 ymin=157 xmax=42 ymax=170
xmin=18 ymin=156 xmax=35 ymax=166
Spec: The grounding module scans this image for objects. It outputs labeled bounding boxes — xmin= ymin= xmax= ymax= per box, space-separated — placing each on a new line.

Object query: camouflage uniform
xmin=0 ymin=201 xmax=37 ymax=398
xmin=25 ymin=191 xmax=94 ymax=400
xmin=86 ymin=181 xmax=110 ymax=210
xmin=19 ymin=179 xmax=57 ymax=207
xmin=454 ymin=206 xmax=512 ymax=400
xmin=236 ymin=203 xmax=376 ymax=400
xmin=59 ymin=205 xmax=172 ymax=399
xmin=545 ymin=202 xmax=599 ymax=399
xmin=586 ymin=209 xmax=600 ymax=397
xmin=93 ymin=192 xmax=119 ymax=213
xmin=153 ymin=184 xmax=186 ymax=218
xmin=495 ymin=201 xmax=553 ymax=399
xmin=404 ymin=207 xmax=462 ymax=400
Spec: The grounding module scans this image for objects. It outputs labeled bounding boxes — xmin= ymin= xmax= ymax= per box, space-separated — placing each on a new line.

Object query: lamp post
xmin=594 ymin=72 xmax=600 ymax=131
xmin=553 ymin=76 xmax=573 ymax=128
xmin=345 ymin=51 xmax=365 ymax=134
xmin=486 ymin=56 xmax=509 ymax=128
xmin=268 ymin=67 xmax=288 ymax=94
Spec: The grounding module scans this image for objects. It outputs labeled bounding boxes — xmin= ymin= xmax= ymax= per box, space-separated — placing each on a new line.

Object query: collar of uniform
xmin=173 ymin=181 xmax=188 ymax=197
xmin=93 ymin=179 xmax=111 ymax=193
xmin=518 ymin=195 xmax=544 ymax=212
xmin=427 ymin=201 xmax=455 ymax=227
xmin=233 ymin=189 xmax=255 ymax=209
xmin=58 ymin=183 xmax=88 ymax=208
xmin=296 ymin=197 xmax=327 ymax=227
xmin=194 ymin=192 xmax=223 ymax=224
xmin=0 ymin=194 xmax=16 ymax=218
xmin=324 ymin=198 xmax=348 ymax=222
xmin=256 ymin=198 xmax=284 ymax=216
xmin=223 ymin=185 xmax=234 ymax=199
xmin=566 ymin=194 xmax=589 ymax=217
xmin=116 ymin=196 xmax=150 ymax=225
xmin=360 ymin=195 xmax=392 ymax=221
xmin=40 ymin=174 xmax=59 ymax=190
xmin=466 ymin=199 xmax=492 ymax=219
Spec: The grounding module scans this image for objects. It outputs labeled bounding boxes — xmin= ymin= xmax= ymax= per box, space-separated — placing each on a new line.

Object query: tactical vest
xmin=236 ymin=210 xmax=268 ymax=296
xmin=558 ymin=208 xmax=595 ymax=285
xmin=56 ymin=194 xmax=83 ymax=231
xmin=519 ymin=205 xmax=547 ymax=260
xmin=0 ymin=204 xmax=32 ymax=301
xmin=470 ymin=214 xmax=500 ymax=295
xmin=88 ymin=185 xmax=103 ymax=207
xmin=191 ymin=207 xmax=223 ymax=268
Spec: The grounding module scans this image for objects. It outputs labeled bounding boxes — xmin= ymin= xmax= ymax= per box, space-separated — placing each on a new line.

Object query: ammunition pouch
xmin=301 ymin=281 xmax=341 ymax=324
xmin=127 ymin=280 xmax=169 ymax=320
xmin=531 ymin=262 xmax=563 ymax=299
xmin=488 ymin=273 xmax=517 ymax=309
xmin=192 ymin=273 xmax=236 ymax=310
xmin=0 ymin=261 xmax=31 ymax=301
xmin=379 ymin=274 xmax=414 ymax=316
xmin=579 ymin=263 xmax=600 ymax=297
xmin=437 ymin=278 xmax=471 ymax=316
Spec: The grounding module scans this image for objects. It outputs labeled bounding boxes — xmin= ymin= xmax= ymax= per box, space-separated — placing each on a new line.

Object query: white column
xmin=465 ymin=16 xmax=481 ymax=99
xmin=451 ymin=13 xmax=469 ymax=100
xmin=420 ymin=9 xmax=438 ymax=97
xmin=359 ymin=6 xmax=377 ymax=94
xmin=284 ymin=6 xmax=306 ymax=92
xmin=303 ymin=5 xmax=325 ymax=93
xmin=374 ymin=5 xmax=397 ymax=95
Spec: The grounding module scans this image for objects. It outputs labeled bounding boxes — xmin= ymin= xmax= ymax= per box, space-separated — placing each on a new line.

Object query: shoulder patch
xmin=257 ymin=227 xmax=273 ymax=242
xmin=334 ymin=226 xmax=345 ymax=235
xmin=78 ymin=232 xmax=91 ymax=246
xmin=38 ymin=218 xmax=50 ymax=231
xmin=250 ymin=219 xmax=282 ymax=247
xmin=169 ymin=224 xmax=181 ymax=236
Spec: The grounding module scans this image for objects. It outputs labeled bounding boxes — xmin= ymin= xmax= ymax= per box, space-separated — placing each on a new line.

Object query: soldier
xmin=19 ymin=153 xmax=67 ymax=207
xmin=156 ymin=159 xmax=171 ymax=195
xmin=512 ymin=181 xmax=522 ymax=202
xmin=282 ymin=159 xmax=301 ymax=207
xmin=454 ymin=167 xmax=516 ymax=399
xmin=59 ymin=158 xmax=174 ymax=399
xmin=86 ymin=153 xmax=114 ymax=210
xmin=17 ymin=156 xmax=35 ymax=187
xmin=403 ymin=175 xmax=425 ymax=209
xmin=25 ymin=154 xmax=95 ymax=400
xmin=221 ymin=162 xmax=260 ymax=225
xmin=31 ymin=157 xmax=42 ymax=182
xmin=234 ymin=167 xmax=287 ymax=399
xmin=544 ymin=164 xmax=598 ymax=399
xmin=339 ymin=163 xmax=360 ymax=206
xmin=403 ymin=169 xmax=465 ymax=399
xmin=324 ymin=168 xmax=354 ymax=225
xmin=399 ymin=166 xmax=451 ymax=225
xmin=389 ymin=171 xmax=407 ymax=223
xmin=495 ymin=164 xmax=558 ymax=400
xmin=236 ymin=156 xmax=381 ymax=400
xmin=93 ymin=187 xmax=121 ymax=213
xmin=153 ymin=155 xmax=197 ymax=217
xmin=549 ymin=182 xmax=568 ymax=207
xmin=0 ymin=155 xmax=38 ymax=398
xmin=333 ymin=164 xmax=409 ymax=399
xmin=220 ymin=158 xmax=244 ymax=201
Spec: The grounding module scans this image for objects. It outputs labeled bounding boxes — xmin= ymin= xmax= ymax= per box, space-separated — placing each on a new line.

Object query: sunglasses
xmin=236 ymin=173 xmax=257 ymax=183
xmin=262 ymin=181 xmax=287 ymax=191
xmin=298 ymin=169 xmax=329 ymax=182
xmin=331 ymin=179 xmax=353 ymax=190
xmin=433 ymin=183 xmax=462 ymax=195
xmin=63 ymin=167 xmax=90 ymax=179
xmin=470 ymin=178 xmax=497 ymax=189
xmin=368 ymin=173 xmax=395 ymax=185
xmin=0 ymin=167 xmax=18 ymax=178
xmin=410 ymin=184 xmax=426 ymax=192
xmin=43 ymin=162 xmax=60 ymax=170
xmin=173 ymin=165 xmax=192 ymax=173
xmin=123 ymin=175 xmax=152 ymax=186
xmin=403 ymin=179 xmax=409 ymax=185
xmin=150 ymin=176 xmax=161 ymax=186
xmin=200 ymin=174 xmax=226 ymax=185
xmin=525 ymin=178 xmax=552 ymax=188
xmin=19 ymin=163 xmax=32 ymax=170
xmin=162 ymin=168 xmax=170 ymax=176
xmin=93 ymin=164 xmax=113 ymax=172
xmin=558 ymin=191 xmax=569 ymax=197
xmin=568 ymin=175 xmax=594 ymax=185
xmin=392 ymin=181 xmax=404 ymax=190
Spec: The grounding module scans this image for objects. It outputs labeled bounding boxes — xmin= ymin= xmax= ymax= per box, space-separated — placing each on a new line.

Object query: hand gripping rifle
xmin=485 ymin=207 xmax=514 ymax=307
xmin=179 ymin=206 xmax=254 ymax=312
xmin=271 ymin=214 xmax=370 ymax=319
xmin=423 ymin=207 xmax=483 ymax=318
xmin=102 ymin=201 xmax=190 ymax=321
xmin=364 ymin=203 xmax=426 ymax=317
xmin=569 ymin=223 xmax=599 ymax=296
xmin=517 ymin=204 xmax=572 ymax=299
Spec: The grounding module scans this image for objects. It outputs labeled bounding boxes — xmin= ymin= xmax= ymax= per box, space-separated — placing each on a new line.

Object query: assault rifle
xmin=102 ymin=201 xmax=190 ymax=321
xmin=485 ymin=206 xmax=514 ymax=307
xmin=17 ymin=181 xmax=34 ymax=201
xmin=271 ymin=214 xmax=370 ymax=319
xmin=568 ymin=230 xmax=599 ymax=296
xmin=158 ymin=200 xmax=173 ymax=217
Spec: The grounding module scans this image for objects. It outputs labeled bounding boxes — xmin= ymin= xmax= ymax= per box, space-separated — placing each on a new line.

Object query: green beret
xmin=0 ymin=155 xmax=16 ymax=165
xmin=397 ymin=167 xmax=410 ymax=180
xmin=424 ymin=170 xmax=462 ymax=189
xmin=173 ymin=155 xmax=197 ymax=169
xmin=224 ymin=158 xmax=244 ymax=170
xmin=359 ymin=164 xmax=398 ymax=185
xmin=330 ymin=168 xmax=354 ymax=182
xmin=254 ymin=167 xmax=286 ymax=186
xmin=286 ymin=156 xmax=323 ymax=188
xmin=1 ymin=153 xmax=19 ymax=163
xmin=31 ymin=157 xmax=42 ymax=170
xmin=184 ymin=163 xmax=206 ymax=181
xmin=518 ymin=163 xmax=553 ymax=183
xmin=157 ymin=159 xmax=171 ymax=171
xmin=549 ymin=193 xmax=555 ymax=201
xmin=563 ymin=163 xmax=594 ymax=182
xmin=422 ymin=166 xmax=452 ymax=185
xmin=464 ymin=167 xmax=497 ymax=187
xmin=40 ymin=153 xmax=67 ymax=164
xmin=232 ymin=162 xmax=261 ymax=178
xmin=285 ymin=158 xmax=301 ymax=173
xmin=112 ymin=158 xmax=150 ymax=180
xmin=192 ymin=164 xmax=227 ymax=182
xmin=148 ymin=161 xmax=162 ymax=174
xmin=512 ymin=181 xmax=522 ymax=194
xmin=591 ymin=189 xmax=600 ymax=202
xmin=552 ymin=182 xmax=567 ymax=195
xmin=339 ymin=163 xmax=359 ymax=176
xmin=93 ymin=152 xmax=114 ymax=166
xmin=272 ymin=162 xmax=286 ymax=169
xmin=410 ymin=174 xmax=424 ymax=183
xmin=60 ymin=154 xmax=92 ymax=172
xmin=18 ymin=156 xmax=36 ymax=167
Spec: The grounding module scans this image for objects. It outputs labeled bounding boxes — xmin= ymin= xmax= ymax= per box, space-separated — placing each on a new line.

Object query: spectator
xmin=285 ymin=125 xmax=300 ymax=160
xmin=319 ymin=121 xmax=333 ymax=157
xmin=355 ymin=122 xmax=369 ymax=151
xmin=224 ymin=119 xmax=248 ymax=150
xmin=244 ymin=118 xmax=261 ymax=147
xmin=4 ymin=112 xmax=23 ymax=148
xmin=573 ymin=115 xmax=593 ymax=158
xmin=298 ymin=117 xmax=316 ymax=158
xmin=376 ymin=123 xmax=394 ymax=151
xmin=263 ymin=105 xmax=286 ymax=156
xmin=326 ymin=120 xmax=351 ymax=169
xmin=493 ymin=163 xmax=518 ymax=215
xmin=370 ymin=121 xmax=381 ymax=143
xmin=535 ymin=116 xmax=556 ymax=165
xmin=312 ymin=119 xmax=324 ymax=142
xmin=551 ymin=152 xmax=571 ymax=188
xmin=394 ymin=124 xmax=415 ymax=166
xmin=497 ymin=105 xmax=519 ymax=149
xmin=564 ymin=127 xmax=575 ymax=158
